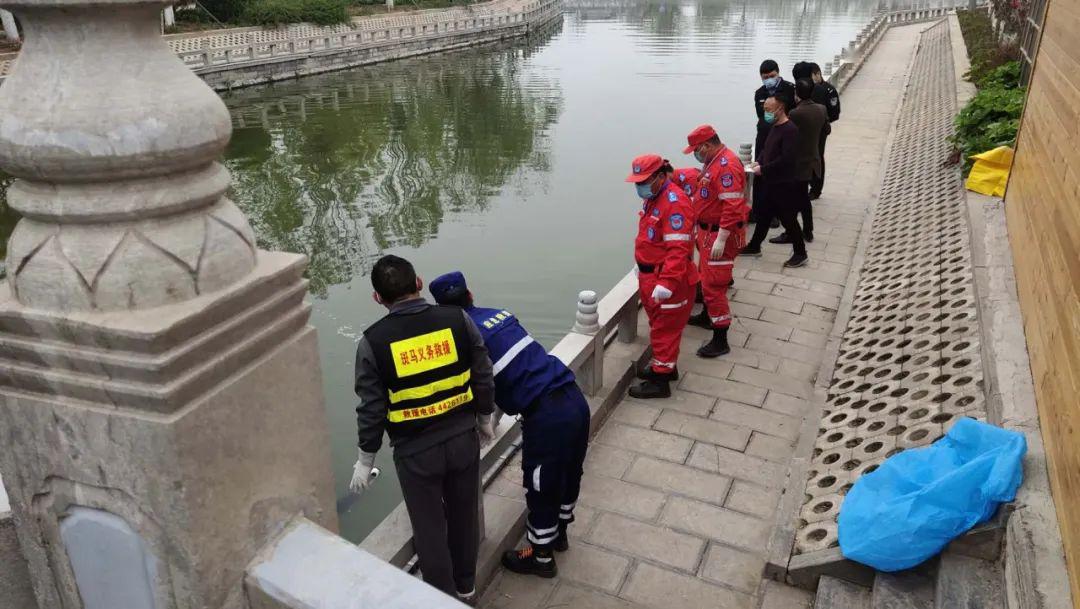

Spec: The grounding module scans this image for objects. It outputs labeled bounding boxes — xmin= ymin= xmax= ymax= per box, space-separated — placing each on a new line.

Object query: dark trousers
xmin=810 ymin=132 xmax=828 ymax=196
xmin=395 ymin=429 xmax=481 ymax=596
xmin=751 ymin=178 xmax=767 ymax=222
xmin=521 ymin=384 xmax=591 ymax=548
xmin=748 ymin=181 xmax=807 ymax=257
xmin=797 ymin=180 xmax=813 ymax=236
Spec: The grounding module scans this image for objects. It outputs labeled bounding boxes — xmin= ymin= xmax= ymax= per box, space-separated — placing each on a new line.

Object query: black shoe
xmin=553 ymin=529 xmax=569 ymax=552
xmin=628 ymin=378 xmax=672 ymax=399
xmin=809 ymin=192 xmax=822 ymax=200
xmin=696 ymin=328 xmax=730 ymax=358
xmin=769 ymin=232 xmax=793 ymax=244
xmin=739 ymin=246 xmax=762 ymax=258
xmin=502 ymin=546 xmax=557 ymax=578
xmin=687 ymin=310 xmax=712 ymax=329
xmin=784 ymin=254 xmax=809 ymax=268
xmin=770 ymin=218 xmax=780 ymax=229
xmin=804 ymin=231 xmax=814 ymax=243
xmin=637 ymin=365 xmax=679 ymax=381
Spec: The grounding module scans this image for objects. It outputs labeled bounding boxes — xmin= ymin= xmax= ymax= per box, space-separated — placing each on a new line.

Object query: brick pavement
xmin=480 ymin=23 xmax=930 ymax=609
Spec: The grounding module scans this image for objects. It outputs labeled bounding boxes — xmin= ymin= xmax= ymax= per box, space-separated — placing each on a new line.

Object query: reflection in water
xmin=223 ymin=28 xmax=563 ymax=297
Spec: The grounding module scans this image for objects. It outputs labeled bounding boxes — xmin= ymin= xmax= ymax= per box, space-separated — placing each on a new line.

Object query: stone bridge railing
xmin=171 ymin=0 xmax=555 ymax=71
xmin=823 ymin=1 xmax=988 ymax=92
xmin=0 ymin=0 xmax=560 ymax=84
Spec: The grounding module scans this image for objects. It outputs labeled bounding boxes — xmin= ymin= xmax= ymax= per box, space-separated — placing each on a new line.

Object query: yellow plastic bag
xmin=965 ymin=146 xmax=1014 ymax=197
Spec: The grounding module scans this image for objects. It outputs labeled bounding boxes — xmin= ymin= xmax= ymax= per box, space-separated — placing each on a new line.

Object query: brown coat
xmin=789 ymin=100 xmax=831 ymax=182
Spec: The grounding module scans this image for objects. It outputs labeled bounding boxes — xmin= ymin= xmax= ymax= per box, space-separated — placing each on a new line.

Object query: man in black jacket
xmin=352 ymin=255 xmax=497 ymax=605
xmin=794 ymin=62 xmax=841 ymax=198
xmin=741 ymin=94 xmax=808 ymax=268
xmin=753 ymin=59 xmax=796 ymax=225
xmin=772 ymin=78 xmax=830 ymax=244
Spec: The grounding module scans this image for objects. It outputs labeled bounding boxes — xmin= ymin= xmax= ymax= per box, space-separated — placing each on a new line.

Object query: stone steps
xmin=813 ymin=553 xmax=1004 ymax=609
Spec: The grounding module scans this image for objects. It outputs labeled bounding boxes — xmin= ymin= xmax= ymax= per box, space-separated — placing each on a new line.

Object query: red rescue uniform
xmin=636 ymin=180 xmax=696 ymax=374
xmin=673 ymin=167 xmax=702 ymax=201
xmin=691 ymin=146 xmax=748 ymax=329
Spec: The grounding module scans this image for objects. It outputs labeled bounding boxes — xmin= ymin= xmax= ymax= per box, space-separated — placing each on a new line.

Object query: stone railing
xmin=170 ymin=0 xmax=554 ymax=71
xmin=0 ymin=0 xmax=561 ymax=83
xmin=823 ymin=1 xmax=988 ymax=92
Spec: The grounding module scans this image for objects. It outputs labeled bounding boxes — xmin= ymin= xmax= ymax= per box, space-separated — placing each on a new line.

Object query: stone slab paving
xmin=479 ymin=23 xmax=929 ymax=609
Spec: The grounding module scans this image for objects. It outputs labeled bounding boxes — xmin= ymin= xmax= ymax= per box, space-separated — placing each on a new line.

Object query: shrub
xmin=244 ymin=0 xmax=350 ymax=25
xmin=199 ymin=0 xmax=253 ymax=22
xmin=951 ymin=62 xmax=1025 ymax=171
xmin=957 ymin=9 xmax=1020 ymax=84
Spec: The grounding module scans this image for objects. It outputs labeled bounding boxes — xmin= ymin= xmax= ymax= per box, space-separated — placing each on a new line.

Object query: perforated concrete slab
xmin=793 ymin=19 xmax=988 ymax=557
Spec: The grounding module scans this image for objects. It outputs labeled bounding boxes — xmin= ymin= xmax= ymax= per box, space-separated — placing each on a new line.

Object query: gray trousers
xmin=394 ymin=429 xmax=481 ymax=597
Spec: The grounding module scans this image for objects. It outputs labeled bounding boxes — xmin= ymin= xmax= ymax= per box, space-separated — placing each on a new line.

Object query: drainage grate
xmin=794 ymin=20 xmax=987 ymax=556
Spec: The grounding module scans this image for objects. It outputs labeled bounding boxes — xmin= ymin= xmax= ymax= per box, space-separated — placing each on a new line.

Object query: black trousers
xmin=797 ymin=180 xmax=813 ymax=236
xmin=521 ymin=384 xmax=591 ymax=548
xmin=395 ymin=429 xmax=481 ymax=597
xmin=810 ymin=132 xmax=828 ymax=196
xmin=748 ymin=181 xmax=807 ymax=257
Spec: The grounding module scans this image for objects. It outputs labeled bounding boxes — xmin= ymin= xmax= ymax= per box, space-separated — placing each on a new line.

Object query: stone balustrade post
xmin=0 ymin=1 xmax=337 ymax=608
xmin=572 ymin=291 xmax=603 ymax=395
xmin=0 ymin=9 xmax=18 ymax=42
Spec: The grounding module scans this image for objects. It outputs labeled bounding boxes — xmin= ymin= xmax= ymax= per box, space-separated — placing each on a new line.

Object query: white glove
xmin=349 ymin=449 xmax=378 ymax=493
xmin=478 ymin=414 xmax=497 ymax=445
xmin=651 ymin=284 xmax=673 ymax=303
xmin=710 ymin=229 xmax=731 ymax=261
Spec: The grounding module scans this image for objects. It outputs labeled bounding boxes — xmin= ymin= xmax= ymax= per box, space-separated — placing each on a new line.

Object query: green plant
xmin=977 ymin=60 xmax=1021 ymax=89
xmin=951 ymin=74 xmax=1025 ymax=171
xmin=244 ymin=0 xmax=350 ymax=25
xmin=199 ymin=0 xmax=253 ymax=22
xmin=957 ymin=9 xmax=1020 ymax=84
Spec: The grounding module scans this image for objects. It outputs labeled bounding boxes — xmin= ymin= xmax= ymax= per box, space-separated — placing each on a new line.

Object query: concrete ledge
xmin=965 ymin=191 xmax=1073 ymax=609
xmin=247 ymin=517 xmax=468 ymax=608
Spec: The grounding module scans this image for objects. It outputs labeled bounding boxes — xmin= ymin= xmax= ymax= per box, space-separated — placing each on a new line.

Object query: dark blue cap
xmin=429 ymin=271 xmax=468 ymax=304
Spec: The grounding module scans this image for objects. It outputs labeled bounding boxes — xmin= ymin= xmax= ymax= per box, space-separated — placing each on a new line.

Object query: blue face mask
xmin=636 ymin=181 xmax=655 ymax=199
xmin=762 ymin=76 xmax=779 ymax=90
xmin=764 ymin=111 xmax=777 ymax=124
xmin=693 ymin=148 xmax=707 ymax=163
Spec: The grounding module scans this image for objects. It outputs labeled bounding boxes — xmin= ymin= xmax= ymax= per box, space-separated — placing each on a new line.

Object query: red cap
xmin=683 ymin=124 xmax=718 ymax=154
xmin=625 ymin=154 xmax=664 ymax=183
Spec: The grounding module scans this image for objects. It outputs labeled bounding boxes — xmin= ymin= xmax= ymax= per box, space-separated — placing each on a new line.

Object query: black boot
xmin=697 ymin=328 xmax=731 ymax=358
xmin=629 ymin=377 xmax=672 ymax=399
xmin=553 ymin=527 xmax=569 ymax=552
xmin=687 ymin=310 xmax=712 ymax=329
xmin=637 ymin=365 xmax=678 ymax=382
xmin=502 ymin=545 xmax=557 ymax=578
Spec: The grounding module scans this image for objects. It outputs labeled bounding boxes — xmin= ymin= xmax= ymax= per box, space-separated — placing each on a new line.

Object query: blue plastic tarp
xmin=837 ymin=418 xmax=1026 ymax=572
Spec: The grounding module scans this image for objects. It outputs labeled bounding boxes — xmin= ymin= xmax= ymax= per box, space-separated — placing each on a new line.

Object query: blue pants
xmin=520 ymin=383 xmax=591 ymax=548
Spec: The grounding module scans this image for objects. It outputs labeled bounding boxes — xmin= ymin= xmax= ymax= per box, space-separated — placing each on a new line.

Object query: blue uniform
xmin=466 ymin=306 xmax=576 ymax=414
xmin=463 ymin=305 xmax=590 ymax=548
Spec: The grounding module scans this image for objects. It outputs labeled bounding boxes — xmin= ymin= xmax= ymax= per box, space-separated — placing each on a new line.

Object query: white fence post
xmin=0 ymin=9 xmax=18 ymax=43
xmin=572 ymin=290 xmax=603 ymax=396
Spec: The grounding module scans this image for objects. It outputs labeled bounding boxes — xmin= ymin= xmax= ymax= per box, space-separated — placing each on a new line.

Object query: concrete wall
xmin=200 ymin=21 xmax=537 ymax=91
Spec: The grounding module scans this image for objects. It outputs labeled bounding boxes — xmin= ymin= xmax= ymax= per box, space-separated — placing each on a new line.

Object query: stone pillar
xmin=0 ymin=2 xmax=337 ymax=608
xmin=0 ymin=9 xmax=18 ymax=42
xmin=163 ymin=5 xmax=175 ymax=27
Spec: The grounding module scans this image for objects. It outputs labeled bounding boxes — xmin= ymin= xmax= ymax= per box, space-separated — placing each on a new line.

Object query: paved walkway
xmin=480 ymin=22 xmax=932 ymax=609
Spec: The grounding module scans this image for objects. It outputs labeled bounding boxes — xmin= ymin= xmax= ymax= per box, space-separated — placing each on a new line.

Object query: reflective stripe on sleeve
xmin=492 ymin=336 xmax=535 ymax=375
xmin=663 ymin=233 xmax=692 ymax=241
